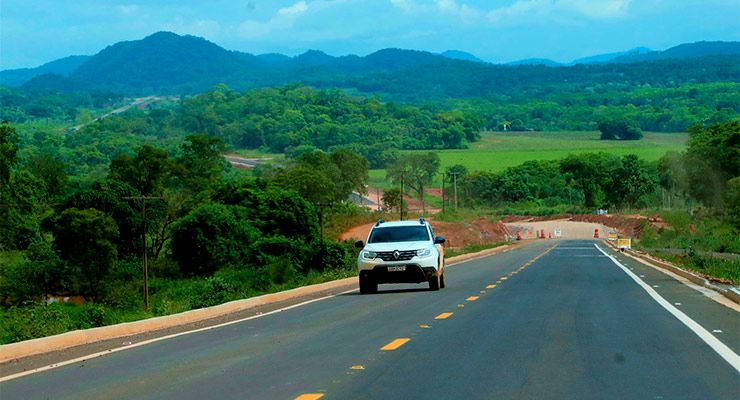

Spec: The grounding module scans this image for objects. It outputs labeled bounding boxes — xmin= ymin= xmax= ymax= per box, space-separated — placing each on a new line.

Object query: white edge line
xmin=0 ymin=288 xmax=358 ymax=382
xmin=594 ymin=244 xmax=740 ymax=373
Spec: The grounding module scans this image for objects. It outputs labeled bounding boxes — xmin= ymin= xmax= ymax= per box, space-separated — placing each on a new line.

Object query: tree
xmin=109 ymin=145 xmax=172 ymax=195
xmin=598 ymin=117 xmax=643 ymax=140
xmin=170 ymin=204 xmax=259 ymax=276
xmin=0 ymin=121 xmax=19 ymax=185
xmin=560 ymin=153 xmax=620 ymax=208
xmin=27 ymin=152 xmax=69 ymax=199
xmin=330 ymin=148 xmax=369 ymax=197
xmin=52 ymin=208 xmax=119 ymax=300
xmin=683 ymin=121 xmax=739 ymax=206
xmin=60 ymin=179 xmax=142 ymax=256
xmin=387 ymin=153 xmax=440 ymax=214
xmin=174 ymin=134 xmax=227 ymax=192
xmin=382 ymin=188 xmax=404 ymax=213
xmin=610 ymin=155 xmax=658 ymax=209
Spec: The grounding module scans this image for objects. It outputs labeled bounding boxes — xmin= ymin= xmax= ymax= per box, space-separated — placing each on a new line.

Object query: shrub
xmin=170 ymin=204 xmax=259 ymax=276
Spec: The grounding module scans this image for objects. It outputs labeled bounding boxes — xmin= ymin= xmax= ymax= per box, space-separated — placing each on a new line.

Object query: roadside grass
xmin=650 ymin=251 xmax=740 ymax=285
xmin=0 ymin=262 xmax=358 ymax=344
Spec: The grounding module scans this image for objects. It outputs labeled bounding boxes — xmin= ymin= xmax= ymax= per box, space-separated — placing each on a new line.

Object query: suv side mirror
xmin=354 ymin=240 xmax=365 ymax=249
xmin=434 ymin=236 xmax=446 ymax=244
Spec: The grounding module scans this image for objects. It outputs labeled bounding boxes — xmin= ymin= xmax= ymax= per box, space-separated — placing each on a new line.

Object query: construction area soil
xmin=502 ymin=214 xmax=651 ymax=237
xmin=340 ymin=218 xmax=510 ymax=249
xmin=341 ymin=213 xmax=657 ymax=247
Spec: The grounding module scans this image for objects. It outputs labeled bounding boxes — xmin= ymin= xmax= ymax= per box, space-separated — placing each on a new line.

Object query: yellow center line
xmin=420 ymin=324 xmax=430 ymax=328
xmin=467 ymin=296 xmax=479 ymax=301
xmin=350 ymin=365 xmax=365 ymax=370
xmin=435 ymin=312 xmax=454 ymax=320
xmin=458 ymin=304 xmax=465 ymax=307
xmin=295 ymin=394 xmax=324 ymax=400
xmin=486 ymin=284 xmax=496 ymax=289
xmin=500 ymin=277 xmax=508 ymax=280
xmin=381 ymin=338 xmax=411 ymax=351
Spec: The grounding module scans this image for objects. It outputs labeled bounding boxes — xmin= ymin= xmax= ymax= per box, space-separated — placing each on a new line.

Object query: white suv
xmin=355 ymin=218 xmax=446 ymax=294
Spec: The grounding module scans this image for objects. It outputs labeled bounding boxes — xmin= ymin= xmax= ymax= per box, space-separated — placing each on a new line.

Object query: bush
xmin=170 ymin=204 xmax=260 ymax=276
xmin=0 ymin=302 xmax=74 ymax=343
xmin=267 ymin=258 xmax=297 ymax=285
xmin=309 ymin=241 xmax=349 ymax=272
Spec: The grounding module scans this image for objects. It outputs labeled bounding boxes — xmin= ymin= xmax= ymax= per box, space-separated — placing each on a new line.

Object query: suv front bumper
xmin=358 ymin=264 xmax=439 ymax=284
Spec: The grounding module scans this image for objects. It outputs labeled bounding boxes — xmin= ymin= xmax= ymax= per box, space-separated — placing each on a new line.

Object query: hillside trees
xmin=52 ymin=208 xmax=119 ymax=300
xmin=657 ymin=121 xmax=740 ymax=215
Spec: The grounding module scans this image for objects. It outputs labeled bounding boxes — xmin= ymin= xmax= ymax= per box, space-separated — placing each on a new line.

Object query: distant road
xmin=69 ymin=96 xmax=161 ymax=132
xmin=2 ymin=240 xmax=738 ymax=399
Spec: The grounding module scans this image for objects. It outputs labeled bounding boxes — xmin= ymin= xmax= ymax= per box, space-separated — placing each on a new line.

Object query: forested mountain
xmin=571 ymin=47 xmax=651 ymax=64
xmin=3 ymin=32 xmax=739 ymax=99
xmin=506 ymin=58 xmax=562 ymax=67
xmin=0 ymin=55 xmax=90 ymax=86
xmin=440 ymin=50 xmax=485 ymax=63
xmin=611 ymin=41 xmax=740 ymax=63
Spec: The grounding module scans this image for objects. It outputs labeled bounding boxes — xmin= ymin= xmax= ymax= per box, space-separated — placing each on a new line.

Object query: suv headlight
xmin=417 ymin=248 xmax=432 ymax=257
xmin=362 ymin=250 xmax=377 ymax=259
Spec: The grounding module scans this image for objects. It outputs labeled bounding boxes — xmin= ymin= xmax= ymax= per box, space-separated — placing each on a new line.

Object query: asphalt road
xmin=2 ymin=240 xmax=738 ymax=399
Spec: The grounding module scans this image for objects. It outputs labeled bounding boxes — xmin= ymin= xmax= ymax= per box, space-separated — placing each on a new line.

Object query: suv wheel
xmin=428 ymin=274 xmax=440 ymax=291
xmin=359 ymin=275 xmax=377 ymax=294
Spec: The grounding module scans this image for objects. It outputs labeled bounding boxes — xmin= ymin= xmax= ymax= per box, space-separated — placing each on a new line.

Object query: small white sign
xmin=554 ymin=228 xmax=562 ymax=238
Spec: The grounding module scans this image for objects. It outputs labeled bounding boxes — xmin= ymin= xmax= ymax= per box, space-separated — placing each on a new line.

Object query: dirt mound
xmin=339 ymin=218 xmax=510 ymax=249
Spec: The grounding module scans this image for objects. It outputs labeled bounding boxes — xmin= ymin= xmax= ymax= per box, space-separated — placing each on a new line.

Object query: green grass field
xmin=369 ymin=131 xmax=687 ymax=188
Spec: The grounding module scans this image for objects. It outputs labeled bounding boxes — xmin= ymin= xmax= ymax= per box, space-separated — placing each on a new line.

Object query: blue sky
xmin=1 ymin=0 xmax=739 ymax=69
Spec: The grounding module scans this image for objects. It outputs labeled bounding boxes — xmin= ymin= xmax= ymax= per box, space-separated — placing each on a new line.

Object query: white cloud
xmin=488 ymin=0 xmax=631 ymax=24
xmin=559 ymin=0 xmax=631 ymax=19
xmin=117 ymin=5 xmax=139 ymax=15
xmin=239 ymin=1 xmax=310 ymax=38
xmin=278 ymin=1 xmax=309 ymax=16
xmin=436 ymin=0 xmax=458 ymax=12
xmin=390 ymin=0 xmax=411 ymax=11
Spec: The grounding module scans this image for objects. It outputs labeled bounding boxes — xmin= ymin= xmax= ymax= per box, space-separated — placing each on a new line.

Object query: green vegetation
xmin=0 ymin=119 xmax=369 ymax=344
xmin=425 ymin=131 xmax=687 ymax=173
xmin=0 ymin=36 xmax=737 ymax=344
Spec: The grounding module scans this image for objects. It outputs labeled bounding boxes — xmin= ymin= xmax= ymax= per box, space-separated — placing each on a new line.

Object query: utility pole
xmin=448 ymin=172 xmax=459 ymax=209
xmin=123 ymin=195 xmax=162 ymax=310
xmin=441 ymin=173 xmax=445 ymax=214
xmin=314 ymin=202 xmax=332 ymax=242
xmin=400 ymin=171 xmax=405 ymax=221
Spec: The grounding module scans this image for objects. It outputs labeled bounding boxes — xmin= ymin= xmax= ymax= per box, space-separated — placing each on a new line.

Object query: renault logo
xmin=393 ymin=250 xmax=400 ymax=260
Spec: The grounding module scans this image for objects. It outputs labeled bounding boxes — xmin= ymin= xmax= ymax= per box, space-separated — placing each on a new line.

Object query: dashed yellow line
xmin=381 ymin=338 xmax=410 ymax=351
xmin=435 ymin=312 xmax=454 ymax=320
xmin=350 ymin=365 xmax=365 ymax=370
xmin=295 ymin=394 xmax=324 ymax=400
xmin=486 ymin=284 xmax=496 ymax=289
xmin=500 ymin=276 xmax=508 ymax=281
xmin=466 ymin=296 xmax=479 ymax=301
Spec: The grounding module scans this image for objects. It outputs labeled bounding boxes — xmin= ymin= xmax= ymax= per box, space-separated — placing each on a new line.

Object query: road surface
xmin=1 ymin=240 xmax=738 ymax=399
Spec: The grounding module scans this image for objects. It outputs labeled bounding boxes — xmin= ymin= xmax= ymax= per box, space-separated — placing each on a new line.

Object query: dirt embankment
xmin=340 ymin=218 xmax=510 ymax=249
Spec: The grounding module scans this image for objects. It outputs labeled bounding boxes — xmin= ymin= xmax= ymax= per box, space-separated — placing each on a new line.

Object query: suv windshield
xmin=368 ymin=226 xmax=430 ymax=243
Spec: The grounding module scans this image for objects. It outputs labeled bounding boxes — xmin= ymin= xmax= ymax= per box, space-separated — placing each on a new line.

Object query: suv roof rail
xmin=375 ymin=219 xmax=385 ymax=227
xmin=419 ymin=216 xmax=425 ymax=225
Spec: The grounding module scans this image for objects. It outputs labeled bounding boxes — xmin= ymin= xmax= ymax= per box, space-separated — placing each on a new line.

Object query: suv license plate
xmin=388 ymin=266 xmax=406 ymax=272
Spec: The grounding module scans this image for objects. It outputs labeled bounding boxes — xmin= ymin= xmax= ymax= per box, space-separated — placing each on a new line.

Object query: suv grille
xmin=376 ymin=250 xmax=417 ymax=261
